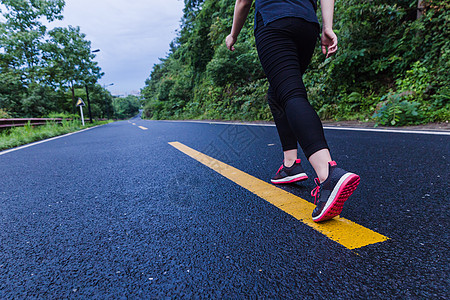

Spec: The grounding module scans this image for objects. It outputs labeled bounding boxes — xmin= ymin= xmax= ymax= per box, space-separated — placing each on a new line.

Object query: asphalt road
xmin=0 ymin=117 xmax=449 ymax=298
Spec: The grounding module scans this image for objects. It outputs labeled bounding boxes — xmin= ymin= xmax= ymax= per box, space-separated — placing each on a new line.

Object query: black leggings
xmin=254 ymin=14 xmax=329 ymax=159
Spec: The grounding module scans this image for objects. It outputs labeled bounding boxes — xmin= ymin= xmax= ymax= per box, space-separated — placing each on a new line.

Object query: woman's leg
xmin=255 ymin=17 xmax=360 ymax=222
xmin=255 ymin=17 xmax=330 ymax=176
xmin=283 ymin=149 xmax=298 ymax=168
xmin=308 ymin=149 xmax=332 ymax=182
xmin=267 ymin=85 xmax=299 ymax=167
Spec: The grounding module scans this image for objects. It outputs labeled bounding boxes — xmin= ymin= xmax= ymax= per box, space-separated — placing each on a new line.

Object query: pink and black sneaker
xmin=311 ymin=161 xmax=360 ymax=222
xmin=271 ymin=159 xmax=308 ymax=184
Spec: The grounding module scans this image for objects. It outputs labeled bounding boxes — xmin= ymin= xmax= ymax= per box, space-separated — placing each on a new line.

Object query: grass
xmin=0 ymin=119 xmax=112 ymax=151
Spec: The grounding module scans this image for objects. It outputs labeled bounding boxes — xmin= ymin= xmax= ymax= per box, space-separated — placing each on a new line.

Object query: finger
xmin=326 ymin=46 xmax=337 ymax=58
xmin=321 ymin=44 xmax=327 ymax=55
xmin=330 ymin=44 xmax=338 ymax=53
xmin=331 ymin=39 xmax=338 ymax=49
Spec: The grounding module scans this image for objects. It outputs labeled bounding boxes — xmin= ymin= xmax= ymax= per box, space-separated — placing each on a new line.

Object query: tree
xmin=142 ymin=0 xmax=449 ymax=125
xmin=0 ymin=0 xmax=109 ymax=118
xmin=0 ymin=0 xmax=66 ymax=117
xmin=0 ymin=0 xmax=64 ymax=81
xmin=43 ymin=26 xmax=103 ymax=113
xmin=113 ymin=95 xmax=141 ymax=119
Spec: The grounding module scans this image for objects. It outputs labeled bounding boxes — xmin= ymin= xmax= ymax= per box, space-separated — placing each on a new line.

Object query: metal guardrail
xmin=0 ymin=118 xmax=63 ymax=129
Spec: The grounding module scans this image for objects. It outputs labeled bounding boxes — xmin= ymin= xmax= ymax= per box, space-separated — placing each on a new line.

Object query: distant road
xmin=0 ymin=118 xmax=448 ymax=298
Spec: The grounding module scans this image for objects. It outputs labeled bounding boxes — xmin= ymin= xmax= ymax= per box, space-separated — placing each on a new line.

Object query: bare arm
xmin=226 ymin=0 xmax=252 ymax=51
xmin=320 ymin=0 xmax=338 ymax=58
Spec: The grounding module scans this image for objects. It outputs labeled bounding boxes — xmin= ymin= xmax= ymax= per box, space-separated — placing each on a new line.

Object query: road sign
xmin=77 ymin=98 xmax=85 ymax=126
xmin=76 ymin=98 xmax=85 ymax=107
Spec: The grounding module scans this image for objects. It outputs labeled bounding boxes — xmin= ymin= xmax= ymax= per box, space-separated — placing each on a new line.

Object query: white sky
xmin=49 ymin=0 xmax=185 ymax=96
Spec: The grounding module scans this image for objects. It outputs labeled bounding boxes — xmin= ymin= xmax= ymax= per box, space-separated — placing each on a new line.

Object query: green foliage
xmin=113 ymin=95 xmax=141 ymax=119
xmin=0 ymin=0 xmax=110 ymax=119
xmin=373 ymin=92 xmax=424 ymax=126
xmin=0 ymin=119 xmax=110 ymax=151
xmin=0 ymin=0 xmax=64 ymax=73
xmin=43 ymin=26 xmax=103 ymax=88
xmin=46 ymin=111 xmax=80 ymax=119
xmin=0 ymin=108 xmax=11 ymax=118
xmin=307 ymin=0 xmax=450 ymax=124
xmin=142 ymin=0 xmax=449 ymax=125
xmin=206 ymin=43 xmax=263 ymax=86
xmin=142 ymin=0 xmax=270 ymax=121
xmin=72 ymin=84 xmax=114 ymax=119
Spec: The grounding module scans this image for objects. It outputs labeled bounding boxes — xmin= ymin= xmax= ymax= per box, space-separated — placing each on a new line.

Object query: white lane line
xmin=162 ymin=120 xmax=275 ymax=127
xmin=0 ymin=126 xmax=101 ymax=156
xmin=159 ymin=120 xmax=450 ymax=136
xmin=323 ymin=126 xmax=450 ymax=136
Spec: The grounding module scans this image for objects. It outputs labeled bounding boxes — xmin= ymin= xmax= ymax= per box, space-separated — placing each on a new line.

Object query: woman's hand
xmin=321 ymin=28 xmax=338 ymax=58
xmin=226 ymin=0 xmax=252 ymax=51
xmin=226 ymin=34 xmax=237 ymax=51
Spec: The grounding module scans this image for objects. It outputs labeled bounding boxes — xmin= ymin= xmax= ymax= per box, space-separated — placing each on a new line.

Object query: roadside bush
xmin=141 ymin=0 xmax=449 ymax=126
xmin=0 ymin=109 xmax=11 ymax=118
xmin=373 ymin=93 xmax=424 ymax=126
xmin=0 ymin=119 xmax=110 ymax=151
xmin=46 ymin=112 xmax=80 ymax=119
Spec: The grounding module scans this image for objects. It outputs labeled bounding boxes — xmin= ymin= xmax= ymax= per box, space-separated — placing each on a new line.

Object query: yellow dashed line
xmin=132 ymin=123 xmax=136 ymax=126
xmin=138 ymin=126 xmax=148 ymax=130
xmin=169 ymin=141 xmax=389 ymax=250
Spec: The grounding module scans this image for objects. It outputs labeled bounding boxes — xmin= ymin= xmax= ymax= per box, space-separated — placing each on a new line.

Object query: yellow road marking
xmin=169 ymin=141 xmax=389 ymax=250
xmin=138 ymin=126 xmax=148 ymax=130
xmin=132 ymin=123 xmax=136 ymax=126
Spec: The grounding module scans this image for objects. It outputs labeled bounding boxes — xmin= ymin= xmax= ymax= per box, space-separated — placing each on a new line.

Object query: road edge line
xmin=156 ymin=120 xmax=450 ymax=136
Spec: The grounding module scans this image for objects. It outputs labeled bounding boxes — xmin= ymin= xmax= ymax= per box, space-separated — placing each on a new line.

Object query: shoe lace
xmin=311 ymin=178 xmax=321 ymax=204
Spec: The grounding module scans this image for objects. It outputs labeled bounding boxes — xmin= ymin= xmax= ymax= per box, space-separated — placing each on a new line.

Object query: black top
xmin=255 ymin=0 xmax=319 ymax=28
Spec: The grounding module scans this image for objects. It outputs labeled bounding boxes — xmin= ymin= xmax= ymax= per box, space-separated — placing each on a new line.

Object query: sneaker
xmin=311 ymin=161 xmax=360 ymax=222
xmin=271 ymin=159 xmax=308 ymax=184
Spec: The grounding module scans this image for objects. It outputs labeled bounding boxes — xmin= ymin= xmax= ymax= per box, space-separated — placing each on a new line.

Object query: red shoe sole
xmin=313 ymin=174 xmax=360 ymax=222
